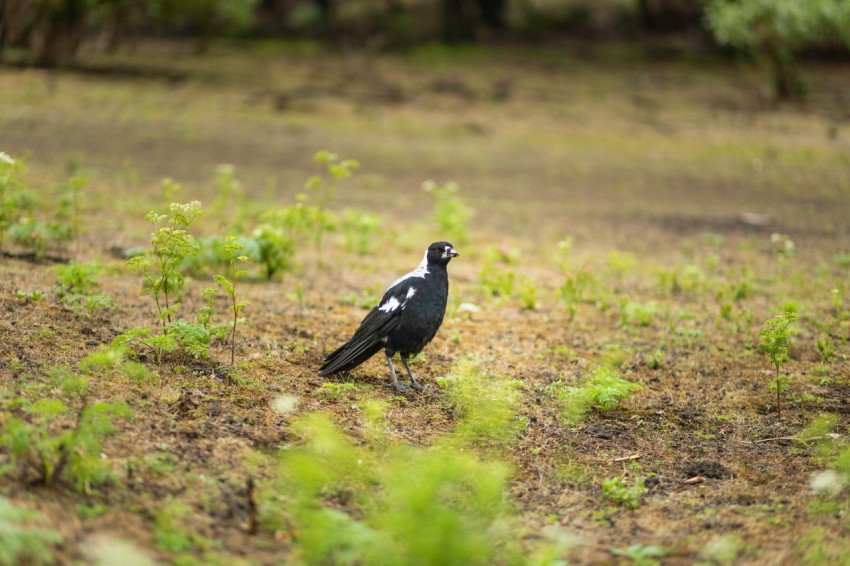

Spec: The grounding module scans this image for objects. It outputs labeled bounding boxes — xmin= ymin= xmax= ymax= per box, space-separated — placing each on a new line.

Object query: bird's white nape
xmin=387 ymin=250 xmax=430 ymax=290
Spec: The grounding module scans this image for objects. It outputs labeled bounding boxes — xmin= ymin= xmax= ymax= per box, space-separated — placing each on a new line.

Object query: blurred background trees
xmin=2 ymin=0 xmax=850 ymax=100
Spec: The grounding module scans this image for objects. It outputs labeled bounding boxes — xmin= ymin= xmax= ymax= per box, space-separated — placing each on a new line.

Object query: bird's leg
xmin=385 ymin=353 xmax=410 ymax=392
xmin=400 ymin=356 xmax=423 ymax=390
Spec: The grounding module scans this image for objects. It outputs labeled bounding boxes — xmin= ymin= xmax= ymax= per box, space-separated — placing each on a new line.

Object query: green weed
xmin=319 ymin=382 xmax=357 ymax=400
xmin=516 ymin=277 xmax=538 ymax=310
xmin=154 ymin=500 xmax=217 ymax=554
xmin=606 ymin=250 xmax=636 ymax=277
xmin=556 ymin=364 xmax=642 ymax=422
xmin=251 ymin=223 xmax=295 ymax=279
xmin=214 ymin=236 xmax=250 ymax=365
xmin=304 ymin=150 xmax=359 ymax=262
xmin=0 ymin=368 xmax=131 ymax=492
xmin=655 ymin=265 xmax=705 ymax=297
xmin=268 ymin=412 xmax=571 ymax=566
xmin=601 ymin=475 xmax=645 ymax=509
xmin=53 ymin=262 xmax=102 ymax=299
xmin=646 ymin=349 xmax=664 ymax=370
xmin=0 ymin=152 xmax=34 ymax=256
xmin=560 ymin=270 xmax=594 ymax=319
xmin=832 ymin=252 xmax=850 ymax=268
xmin=127 ymin=199 xmax=203 ymax=327
xmin=83 ymin=293 xmax=114 ymax=318
xmin=816 ymin=335 xmax=836 ymax=363
xmin=699 ymin=534 xmax=745 ymax=564
xmin=210 ymin=164 xmax=244 ymax=220
xmin=611 ymin=543 xmax=666 ymax=566
xmin=55 ymin=168 xmax=88 ymax=256
xmin=620 ymin=301 xmax=659 ymax=327
xmin=52 ymin=262 xmax=114 ymax=317
xmin=440 ymin=358 xmax=523 ymax=451
xmin=261 ymin=194 xmax=333 ymax=272
xmin=15 ymin=290 xmax=44 ymax=303
xmin=8 ymin=220 xmax=72 ymax=259
xmin=0 ymin=497 xmax=63 ymax=566
xmin=770 ymin=233 xmax=796 ymax=257
xmin=759 ymin=312 xmax=798 ymax=419
xmin=479 ymin=250 xmax=515 ymax=299
xmin=341 ymin=209 xmax=383 ymax=256
xmin=0 ymin=156 xmax=78 ymax=259
xmin=422 ymin=180 xmax=472 ymax=245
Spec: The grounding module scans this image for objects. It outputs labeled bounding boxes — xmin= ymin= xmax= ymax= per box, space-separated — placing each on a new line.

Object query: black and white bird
xmin=319 ymin=241 xmax=459 ymax=391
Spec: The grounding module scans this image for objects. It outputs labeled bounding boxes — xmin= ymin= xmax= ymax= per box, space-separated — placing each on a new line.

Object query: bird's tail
xmin=319 ymin=339 xmax=383 ymax=376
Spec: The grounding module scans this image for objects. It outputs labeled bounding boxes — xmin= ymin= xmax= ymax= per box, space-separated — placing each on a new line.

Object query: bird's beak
xmin=443 ymin=247 xmax=459 ymax=259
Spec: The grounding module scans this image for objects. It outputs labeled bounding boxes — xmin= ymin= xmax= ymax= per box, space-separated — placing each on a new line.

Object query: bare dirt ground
xmin=1 ymin=41 xmax=850 ymax=565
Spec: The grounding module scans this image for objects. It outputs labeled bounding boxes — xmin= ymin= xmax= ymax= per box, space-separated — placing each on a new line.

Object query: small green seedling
xmin=423 ymin=180 xmax=472 ymax=245
xmin=55 ymin=168 xmax=89 ymax=256
xmin=53 ymin=261 xmax=102 ymax=299
xmin=816 ymin=335 xmax=836 ymax=364
xmin=127 ymin=198 xmax=203 ymax=328
xmin=557 ymin=364 xmax=642 ymax=423
xmin=601 ymin=475 xmax=645 ymax=509
xmin=214 ymin=236 xmax=250 ymax=365
xmin=646 ymin=349 xmax=664 ymax=370
xmin=0 ymin=152 xmax=36 ymax=256
xmin=341 ymin=209 xmax=382 ymax=255
xmin=251 ymin=223 xmax=295 ymax=279
xmin=611 ymin=543 xmax=666 ymax=566
xmin=319 ymin=382 xmax=357 ymax=400
xmin=83 ymin=293 xmax=114 ymax=319
xmin=304 ymin=150 xmax=359 ymax=262
xmin=516 ymin=277 xmax=537 ymax=310
xmin=560 ymin=270 xmax=594 ymax=319
xmin=620 ymin=301 xmax=658 ymax=327
xmin=758 ymin=312 xmax=798 ymax=419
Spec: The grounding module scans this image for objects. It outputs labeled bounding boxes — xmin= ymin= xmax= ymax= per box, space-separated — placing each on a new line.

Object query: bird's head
xmin=426 ymin=241 xmax=459 ymax=265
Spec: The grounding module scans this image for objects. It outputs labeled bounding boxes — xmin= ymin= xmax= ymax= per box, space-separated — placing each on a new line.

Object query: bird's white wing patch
xmin=406 ymin=287 xmax=417 ymax=299
xmin=379 ymin=296 xmax=402 ymax=313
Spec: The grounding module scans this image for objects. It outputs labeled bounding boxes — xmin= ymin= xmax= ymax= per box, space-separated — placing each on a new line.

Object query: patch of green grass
xmin=423 ymin=180 xmax=472 ymax=245
xmin=556 ymin=364 xmax=642 ymax=422
xmin=611 ymin=543 xmax=666 ymax=566
xmin=0 ymin=497 xmax=63 ymax=566
xmin=0 ymin=367 xmax=131 ymax=492
xmin=621 ymin=301 xmax=659 ymax=327
xmin=601 ymin=475 xmax=646 ymax=509
xmin=440 ymin=358 xmax=523 ymax=451
xmin=319 ymin=382 xmax=357 ymax=400
xmin=266 ymin=411 xmax=572 ymax=565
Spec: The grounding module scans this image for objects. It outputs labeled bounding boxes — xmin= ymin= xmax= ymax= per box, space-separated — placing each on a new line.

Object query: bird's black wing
xmin=319 ymin=279 xmax=417 ymax=375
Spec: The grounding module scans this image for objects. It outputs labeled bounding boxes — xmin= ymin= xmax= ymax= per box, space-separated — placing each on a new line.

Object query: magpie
xmin=319 ymin=241 xmax=459 ymax=391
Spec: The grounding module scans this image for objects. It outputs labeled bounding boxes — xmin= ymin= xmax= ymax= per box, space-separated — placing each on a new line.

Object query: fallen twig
xmin=613 ymin=454 xmax=641 ymax=463
xmin=683 ymin=476 xmax=705 ymax=485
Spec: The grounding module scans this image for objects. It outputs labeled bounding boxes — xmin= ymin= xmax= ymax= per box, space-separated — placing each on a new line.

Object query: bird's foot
xmin=383 ymin=382 xmax=413 ymax=393
xmin=409 ymin=380 xmax=425 ymax=390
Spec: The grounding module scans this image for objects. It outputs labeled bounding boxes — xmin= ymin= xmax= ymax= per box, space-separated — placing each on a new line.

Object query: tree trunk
xmin=638 ymin=0 xmax=702 ymax=32
xmin=441 ymin=0 xmax=475 ymax=42
xmin=767 ymin=48 xmax=802 ymax=101
xmin=476 ymin=0 xmax=506 ymax=30
xmin=2 ymin=0 xmax=40 ymax=57
xmin=31 ymin=0 xmax=88 ymax=68
xmin=316 ymin=0 xmax=334 ymax=37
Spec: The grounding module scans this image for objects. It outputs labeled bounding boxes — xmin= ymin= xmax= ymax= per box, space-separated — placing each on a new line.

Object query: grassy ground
xmin=1 ymin=41 xmax=850 ymax=565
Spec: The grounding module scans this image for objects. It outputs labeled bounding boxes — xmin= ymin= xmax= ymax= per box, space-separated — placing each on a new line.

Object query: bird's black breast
xmin=385 ymin=269 xmax=449 ymax=355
